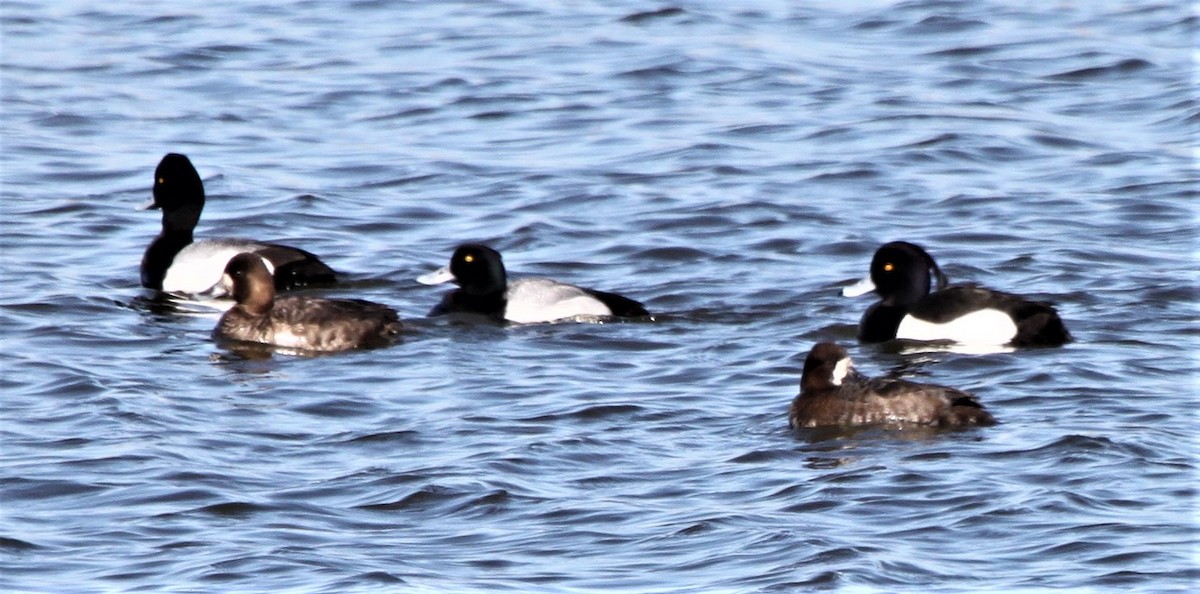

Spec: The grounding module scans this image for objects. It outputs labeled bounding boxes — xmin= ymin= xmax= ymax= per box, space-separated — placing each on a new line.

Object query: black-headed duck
xmin=140 ymin=153 xmax=336 ymax=296
xmin=417 ymin=244 xmax=649 ymax=323
xmin=843 ymin=241 xmax=1070 ymax=347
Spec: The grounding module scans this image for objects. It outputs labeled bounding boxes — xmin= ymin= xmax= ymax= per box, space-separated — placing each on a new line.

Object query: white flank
xmin=503 ymin=278 xmax=612 ymax=324
xmin=841 ymin=275 xmax=876 ymax=297
xmin=160 ymin=239 xmax=273 ymax=295
xmin=896 ymin=308 xmax=1018 ymax=346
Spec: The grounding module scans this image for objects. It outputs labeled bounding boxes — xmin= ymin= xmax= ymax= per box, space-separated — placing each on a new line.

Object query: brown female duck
xmin=213 ymin=253 xmax=400 ymax=352
xmin=789 ymin=342 xmax=996 ymax=429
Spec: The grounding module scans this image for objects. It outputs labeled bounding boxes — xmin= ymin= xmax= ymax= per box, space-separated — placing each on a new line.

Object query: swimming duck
xmin=843 ymin=241 xmax=1070 ymax=347
xmin=213 ymin=253 xmax=400 ymax=352
xmin=140 ymin=153 xmax=336 ymax=296
xmin=417 ymin=244 xmax=649 ymax=323
xmin=789 ymin=342 xmax=996 ymax=429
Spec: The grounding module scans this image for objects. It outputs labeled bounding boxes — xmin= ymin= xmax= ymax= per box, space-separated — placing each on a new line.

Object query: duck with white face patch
xmin=789 ymin=342 xmax=996 ymax=429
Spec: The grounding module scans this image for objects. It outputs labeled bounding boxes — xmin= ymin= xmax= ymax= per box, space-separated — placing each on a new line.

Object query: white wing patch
xmin=503 ymin=278 xmax=612 ymax=324
xmin=897 ymin=308 xmax=1018 ymax=346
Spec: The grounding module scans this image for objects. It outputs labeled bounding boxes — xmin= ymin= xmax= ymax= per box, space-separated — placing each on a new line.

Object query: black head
xmin=449 ymin=244 xmax=507 ymax=296
xmin=149 ymin=153 xmax=205 ymax=212
xmin=869 ymin=241 xmax=949 ymax=306
xmin=800 ymin=342 xmax=856 ymax=393
xmin=222 ymin=253 xmax=275 ymax=315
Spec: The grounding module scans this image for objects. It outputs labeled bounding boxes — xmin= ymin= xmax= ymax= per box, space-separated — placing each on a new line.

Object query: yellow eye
xmin=883 ymin=263 xmax=894 ymax=272
xmin=157 ymin=177 xmax=164 ymax=184
xmin=464 ymin=254 xmax=474 ymax=263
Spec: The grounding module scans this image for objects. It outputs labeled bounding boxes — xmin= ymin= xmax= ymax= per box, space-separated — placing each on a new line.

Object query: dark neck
xmin=140 ymin=232 xmax=194 ymax=289
xmin=462 ymin=272 xmax=507 ymax=298
xmin=450 ymin=289 xmax=507 ymax=318
xmin=801 ymin=376 xmax=833 ymax=393
xmin=889 ymin=283 xmax=929 ymax=306
xmin=858 ymin=303 xmax=906 ymax=343
xmin=161 ymin=205 xmax=203 ymax=234
xmin=235 ymin=278 xmax=275 ymax=316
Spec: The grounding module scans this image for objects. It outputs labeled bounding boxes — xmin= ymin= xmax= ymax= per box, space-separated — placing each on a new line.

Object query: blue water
xmin=2 ymin=1 xmax=1198 ymax=591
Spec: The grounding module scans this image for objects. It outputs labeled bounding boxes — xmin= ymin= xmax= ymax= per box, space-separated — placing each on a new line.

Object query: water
xmin=2 ymin=0 xmax=1197 ymax=591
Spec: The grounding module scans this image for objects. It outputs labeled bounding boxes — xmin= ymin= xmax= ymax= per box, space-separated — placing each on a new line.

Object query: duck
xmin=139 ymin=153 xmax=337 ymax=296
xmin=213 ymin=253 xmax=400 ymax=352
xmin=842 ymin=241 xmax=1071 ymax=347
xmin=416 ymin=244 xmax=650 ymax=323
xmin=789 ymin=342 xmax=996 ymax=429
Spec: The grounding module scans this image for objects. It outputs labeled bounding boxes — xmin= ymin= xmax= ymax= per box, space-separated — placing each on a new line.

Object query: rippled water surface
xmin=2 ymin=1 xmax=1198 ymax=591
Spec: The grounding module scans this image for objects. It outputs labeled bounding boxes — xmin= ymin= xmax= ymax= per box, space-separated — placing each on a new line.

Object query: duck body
xmin=213 ymin=253 xmax=399 ymax=352
xmin=844 ymin=241 xmax=1070 ymax=347
xmin=215 ymin=295 xmax=402 ymax=352
xmin=144 ymin=237 xmax=333 ymax=295
xmin=788 ymin=342 xmax=995 ymax=429
xmin=418 ymin=244 xmax=649 ymax=324
xmin=140 ymin=153 xmax=336 ymax=296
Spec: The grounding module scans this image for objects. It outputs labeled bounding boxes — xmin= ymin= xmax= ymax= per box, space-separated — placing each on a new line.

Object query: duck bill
xmin=136 ymin=196 xmax=159 ymax=211
xmin=841 ymin=275 xmax=876 ymax=297
xmin=203 ymin=276 xmax=233 ymax=299
xmin=416 ymin=266 xmax=455 ymax=286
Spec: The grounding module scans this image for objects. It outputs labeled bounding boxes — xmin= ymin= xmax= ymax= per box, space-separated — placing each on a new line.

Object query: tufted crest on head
xmin=869 ymin=241 xmax=949 ymax=304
